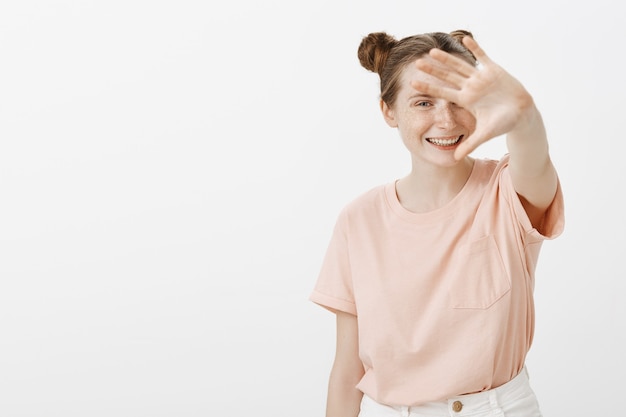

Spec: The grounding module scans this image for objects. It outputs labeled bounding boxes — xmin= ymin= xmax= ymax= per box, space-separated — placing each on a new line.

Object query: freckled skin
xmin=325 ymin=34 xmax=559 ymax=416
xmin=381 ymin=55 xmax=477 ymax=170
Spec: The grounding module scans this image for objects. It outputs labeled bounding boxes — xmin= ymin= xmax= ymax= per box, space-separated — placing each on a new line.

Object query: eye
xmin=414 ymin=101 xmax=431 ymax=107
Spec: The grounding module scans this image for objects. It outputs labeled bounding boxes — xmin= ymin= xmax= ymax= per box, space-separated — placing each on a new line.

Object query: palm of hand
xmin=412 ymin=37 xmax=533 ymax=160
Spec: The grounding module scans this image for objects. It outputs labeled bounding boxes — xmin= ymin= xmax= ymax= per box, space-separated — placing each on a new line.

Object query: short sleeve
xmin=497 ymin=155 xmax=565 ymax=241
xmin=536 ymin=178 xmax=565 ymax=239
xmin=309 ymin=209 xmax=357 ymax=315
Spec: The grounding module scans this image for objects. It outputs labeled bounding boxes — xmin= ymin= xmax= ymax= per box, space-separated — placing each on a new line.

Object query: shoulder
xmin=474 ymin=155 xmax=503 ymax=174
xmin=344 ymin=183 xmax=388 ymax=212
xmin=336 ymin=183 xmax=390 ymax=225
xmin=472 ymin=155 xmax=511 ymax=186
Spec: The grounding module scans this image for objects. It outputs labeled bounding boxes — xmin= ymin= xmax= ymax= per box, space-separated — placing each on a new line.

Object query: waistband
xmin=362 ymin=367 xmax=533 ymax=417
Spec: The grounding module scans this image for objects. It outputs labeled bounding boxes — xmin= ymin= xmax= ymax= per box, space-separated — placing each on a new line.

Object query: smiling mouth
xmin=426 ymin=135 xmax=463 ymax=147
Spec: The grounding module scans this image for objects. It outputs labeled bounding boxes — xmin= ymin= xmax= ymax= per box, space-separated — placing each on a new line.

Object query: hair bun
xmin=449 ymin=29 xmax=474 ymax=43
xmin=449 ymin=30 xmax=475 ymax=60
xmin=358 ymin=32 xmax=397 ymax=75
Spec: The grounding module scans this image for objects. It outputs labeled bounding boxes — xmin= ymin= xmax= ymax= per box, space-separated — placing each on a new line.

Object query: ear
xmin=380 ymin=99 xmax=398 ymax=128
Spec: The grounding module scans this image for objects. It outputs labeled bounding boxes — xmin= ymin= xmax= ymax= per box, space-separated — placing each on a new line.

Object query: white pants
xmin=359 ymin=367 xmax=542 ymax=417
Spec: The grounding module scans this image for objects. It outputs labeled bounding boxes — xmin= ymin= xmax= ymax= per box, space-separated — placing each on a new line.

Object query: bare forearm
xmin=506 ymin=101 xmax=558 ymax=210
xmin=326 ymin=311 xmax=364 ymax=417
xmin=326 ymin=369 xmax=364 ymax=417
xmin=506 ymin=102 xmax=551 ymax=175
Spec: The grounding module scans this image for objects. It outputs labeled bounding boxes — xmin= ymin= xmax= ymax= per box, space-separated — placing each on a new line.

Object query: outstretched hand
xmin=412 ymin=36 xmax=534 ymax=160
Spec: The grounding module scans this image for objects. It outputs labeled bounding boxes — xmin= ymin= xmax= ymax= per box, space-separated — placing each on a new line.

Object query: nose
xmin=434 ymin=103 xmax=457 ymax=128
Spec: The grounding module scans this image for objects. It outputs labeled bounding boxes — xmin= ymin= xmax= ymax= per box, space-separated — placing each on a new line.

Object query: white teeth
xmin=427 ymin=136 xmax=461 ymax=146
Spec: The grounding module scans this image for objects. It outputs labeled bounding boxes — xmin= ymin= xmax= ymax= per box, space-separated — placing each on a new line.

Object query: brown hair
xmin=357 ymin=30 xmax=477 ymax=108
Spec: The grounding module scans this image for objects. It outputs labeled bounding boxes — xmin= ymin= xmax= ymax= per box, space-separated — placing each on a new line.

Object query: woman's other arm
xmin=326 ymin=311 xmax=364 ymax=417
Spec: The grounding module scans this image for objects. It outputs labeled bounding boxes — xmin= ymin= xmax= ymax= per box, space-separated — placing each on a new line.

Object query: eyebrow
xmin=407 ymin=93 xmax=433 ymax=100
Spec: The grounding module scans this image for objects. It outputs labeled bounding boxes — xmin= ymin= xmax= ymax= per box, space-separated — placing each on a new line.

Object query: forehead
xmin=398 ymin=55 xmax=454 ymax=96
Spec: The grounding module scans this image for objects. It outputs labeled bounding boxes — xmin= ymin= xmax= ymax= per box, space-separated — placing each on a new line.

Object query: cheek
xmin=399 ymin=118 xmax=430 ymax=139
xmin=398 ymin=109 xmax=433 ymax=128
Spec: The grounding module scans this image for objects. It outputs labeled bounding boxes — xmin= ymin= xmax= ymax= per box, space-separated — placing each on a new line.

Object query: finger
xmin=410 ymin=79 xmax=460 ymax=102
xmin=453 ymin=138 xmax=476 ymax=161
xmin=428 ymin=48 xmax=476 ymax=78
xmin=453 ymin=127 xmax=489 ymax=160
xmin=461 ymin=36 xmax=493 ymax=67
xmin=415 ymin=58 xmax=467 ymax=88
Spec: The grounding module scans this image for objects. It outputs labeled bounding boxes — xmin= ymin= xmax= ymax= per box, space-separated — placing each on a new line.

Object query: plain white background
xmin=0 ymin=1 xmax=623 ymax=416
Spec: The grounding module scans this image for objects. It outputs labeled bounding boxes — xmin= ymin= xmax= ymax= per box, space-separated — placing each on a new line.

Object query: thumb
xmin=453 ymin=126 xmax=491 ymax=160
xmin=454 ymin=133 xmax=479 ymax=160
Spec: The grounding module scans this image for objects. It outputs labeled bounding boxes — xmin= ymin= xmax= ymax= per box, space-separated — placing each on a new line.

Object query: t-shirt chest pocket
xmin=449 ymin=235 xmax=511 ymax=309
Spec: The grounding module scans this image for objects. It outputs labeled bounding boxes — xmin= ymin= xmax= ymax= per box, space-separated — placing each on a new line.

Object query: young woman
xmin=310 ymin=30 xmax=564 ymax=417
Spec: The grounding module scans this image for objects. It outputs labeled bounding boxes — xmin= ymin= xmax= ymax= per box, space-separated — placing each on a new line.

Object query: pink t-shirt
xmin=310 ymin=155 xmax=565 ymax=406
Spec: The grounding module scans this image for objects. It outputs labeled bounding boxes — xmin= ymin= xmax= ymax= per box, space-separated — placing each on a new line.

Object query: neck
xmin=395 ymin=157 xmax=475 ymax=213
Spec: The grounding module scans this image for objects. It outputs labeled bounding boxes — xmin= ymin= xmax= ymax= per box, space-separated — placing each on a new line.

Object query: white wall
xmin=0 ymin=1 xmax=622 ymax=415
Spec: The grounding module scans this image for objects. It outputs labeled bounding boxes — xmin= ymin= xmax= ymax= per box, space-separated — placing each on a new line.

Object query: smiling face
xmin=381 ymin=55 xmax=476 ymax=167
